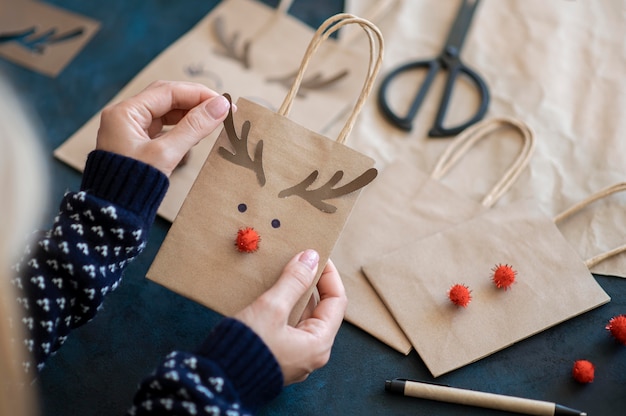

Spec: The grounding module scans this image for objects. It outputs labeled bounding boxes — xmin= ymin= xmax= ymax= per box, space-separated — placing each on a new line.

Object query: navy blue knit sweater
xmin=11 ymin=150 xmax=283 ymax=415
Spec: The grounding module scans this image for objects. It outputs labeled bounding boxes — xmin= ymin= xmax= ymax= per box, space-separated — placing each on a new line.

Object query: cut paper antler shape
xmin=218 ymin=94 xmax=266 ymax=186
xmin=212 ymin=16 xmax=251 ymax=69
xmin=279 ymin=169 xmax=377 ymax=213
xmin=0 ymin=26 xmax=84 ymax=53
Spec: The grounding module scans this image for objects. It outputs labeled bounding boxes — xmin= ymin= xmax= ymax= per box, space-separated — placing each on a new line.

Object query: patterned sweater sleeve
xmin=11 ymin=150 xmax=168 ymax=373
xmin=128 ymin=318 xmax=283 ymax=416
xmin=12 ymin=150 xmax=284 ymax=414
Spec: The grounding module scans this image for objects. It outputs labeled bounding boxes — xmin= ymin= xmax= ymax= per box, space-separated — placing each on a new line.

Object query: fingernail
xmin=205 ymin=95 xmax=230 ymax=119
xmin=299 ymin=249 xmax=319 ymax=271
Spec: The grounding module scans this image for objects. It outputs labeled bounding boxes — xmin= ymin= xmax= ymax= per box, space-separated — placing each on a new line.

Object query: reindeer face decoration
xmin=148 ymin=94 xmax=377 ymax=323
xmin=219 ymin=94 xmax=377 ymax=254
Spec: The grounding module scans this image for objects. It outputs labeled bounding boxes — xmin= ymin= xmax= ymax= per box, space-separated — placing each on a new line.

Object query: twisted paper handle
xmin=275 ymin=0 xmax=295 ymax=14
xmin=554 ymin=182 xmax=626 ymax=268
xmin=277 ymin=13 xmax=384 ymax=145
xmin=430 ymin=117 xmax=535 ymax=208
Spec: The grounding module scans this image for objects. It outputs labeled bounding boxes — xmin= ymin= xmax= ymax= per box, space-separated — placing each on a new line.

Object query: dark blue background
xmin=2 ymin=1 xmax=625 ymax=415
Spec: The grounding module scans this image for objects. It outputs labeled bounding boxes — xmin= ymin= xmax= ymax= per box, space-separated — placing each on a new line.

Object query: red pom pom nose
xmin=572 ymin=360 xmax=595 ymax=383
xmin=448 ymin=284 xmax=472 ymax=307
xmin=606 ymin=315 xmax=626 ymax=345
xmin=492 ymin=263 xmax=517 ymax=290
xmin=236 ymin=227 xmax=260 ymax=253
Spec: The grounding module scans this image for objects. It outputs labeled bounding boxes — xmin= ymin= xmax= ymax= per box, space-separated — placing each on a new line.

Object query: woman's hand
xmin=96 ymin=80 xmax=231 ymax=176
xmin=235 ymin=250 xmax=347 ymax=385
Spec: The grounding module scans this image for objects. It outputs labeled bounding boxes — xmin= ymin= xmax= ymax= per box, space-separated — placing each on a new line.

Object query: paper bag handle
xmin=554 ymin=182 xmax=626 ymax=268
xmin=339 ymin=0 xmax=399 ymax=44
xmin=277 ymin=13 xmax=384 ymax=145
xmin=430 ymin=117 xmax=535 ymax=208
xmin=276 ymin=0 xmax=295 ymax=14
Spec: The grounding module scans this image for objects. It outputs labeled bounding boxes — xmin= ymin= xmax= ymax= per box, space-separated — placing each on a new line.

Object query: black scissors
xmin=377 ymin=0 xmax=489 ymax=137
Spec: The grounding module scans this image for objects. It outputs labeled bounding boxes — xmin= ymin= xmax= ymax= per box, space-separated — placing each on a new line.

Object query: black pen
xmin=385 ymin=378 xmax=586 ymax=416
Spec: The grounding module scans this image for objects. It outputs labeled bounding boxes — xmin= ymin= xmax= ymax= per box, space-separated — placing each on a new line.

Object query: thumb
xmin=166 ymin=94 xmax=231 ymax=149
xmin=265 ymin=250 xmax=320 ymax=314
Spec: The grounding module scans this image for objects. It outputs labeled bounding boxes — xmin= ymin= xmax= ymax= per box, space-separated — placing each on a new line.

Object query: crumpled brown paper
xmin=343 ymin=0 xmax=626 ymax=278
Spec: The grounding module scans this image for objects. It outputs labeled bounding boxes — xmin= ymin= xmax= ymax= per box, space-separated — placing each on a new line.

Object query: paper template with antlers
xmin=148 ymin=96 xmax=377 ymax=324
xmin=0 ymin=1 xmax=99 ymax=76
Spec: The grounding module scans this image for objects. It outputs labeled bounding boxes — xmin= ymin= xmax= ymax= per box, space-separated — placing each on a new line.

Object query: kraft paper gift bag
xmin=147 ymin=14 xmax=383 ymax=324
xmin=53 ymin=0 xmax=387 ymax=221
xmin=332 ymin=117 xmax=535 ymax=354
xmin=362 ymin=183 xmax=626 ymax=377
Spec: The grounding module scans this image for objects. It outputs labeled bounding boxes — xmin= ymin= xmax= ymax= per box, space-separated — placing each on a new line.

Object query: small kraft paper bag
xmin=53 ymin=0 xmax=390 ymax=222
xmin=362 ymin=183 xmax=626 ymax=377
xmin=147 ymin=14 xmax=383 ymax=324
xmin=331 ymin=118 xmax=535 ymax=355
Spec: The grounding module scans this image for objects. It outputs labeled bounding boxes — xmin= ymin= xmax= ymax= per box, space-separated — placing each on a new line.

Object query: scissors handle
xmin=377 ymin=59 xmax=490 ymax=137
xmin=429 ymin=63 xmax=489 ymax=137
xmin=377 ymin=60 xmax=439 ymax=132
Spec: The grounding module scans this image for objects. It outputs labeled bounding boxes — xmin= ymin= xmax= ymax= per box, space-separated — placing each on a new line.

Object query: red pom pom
xmin=236 ymin=227 xmax=260 ymax=253
xmin=606 ymin=315 xmax=626 ymax=345
xmin=492 ymin=263 xmax=517 ymax=290
xmin=448 ymin=284 xmax=472 ymax=307
xmin=572 ymin=360 xmax=595 ymax=383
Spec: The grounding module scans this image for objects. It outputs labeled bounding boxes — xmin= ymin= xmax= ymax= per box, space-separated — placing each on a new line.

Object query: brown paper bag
xmin=362 ymin=183 xmax=625 ymax=377
xmin=53 ymin=0 xmax=385 ymax=221
xmin=332 ymin=117 xmax=535 ymax=354
xmin=147 ymin=14 xmax=384 ymax=324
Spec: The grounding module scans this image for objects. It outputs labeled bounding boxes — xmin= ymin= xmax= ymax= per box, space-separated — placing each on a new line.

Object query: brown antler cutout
xmin=218 ymin=94 xmax=266 ymax=186
xmin=213 ymin=16 xmax=251 ymax=69
xmin=278 ymin=168 xmax=378 ymax=213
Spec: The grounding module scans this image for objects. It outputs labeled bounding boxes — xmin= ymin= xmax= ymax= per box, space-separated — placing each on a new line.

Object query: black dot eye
xmin=271 ymin=219 xmax=281 ymax=229
xmin=238 ymin=203 xmax=247 ymax=213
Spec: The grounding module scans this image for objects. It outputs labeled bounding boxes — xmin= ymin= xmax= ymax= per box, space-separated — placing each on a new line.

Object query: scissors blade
xmin=443 ymin=0 xmax=481 ymax=56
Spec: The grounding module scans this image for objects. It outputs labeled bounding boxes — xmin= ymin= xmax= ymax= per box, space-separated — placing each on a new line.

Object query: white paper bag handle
xmin=277 ymin=13 xmax=384 ymax=145
xmin=430 ymin=117 xmax=535 ymax=208
xmin=554 ymin=182 xmax=626 ymax=268
xmin=276 ymin=0 xmax=295 ymax=14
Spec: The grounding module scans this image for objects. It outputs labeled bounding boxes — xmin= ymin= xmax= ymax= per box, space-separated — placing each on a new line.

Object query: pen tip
xmin=384 ymin=378 xmax=406 ymax=394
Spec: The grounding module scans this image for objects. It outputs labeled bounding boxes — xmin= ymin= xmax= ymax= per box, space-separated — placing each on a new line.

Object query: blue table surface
xmin=3 ymin=1 xmax=625 ymax=415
